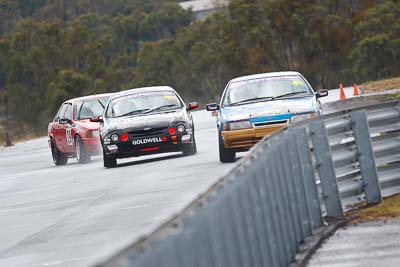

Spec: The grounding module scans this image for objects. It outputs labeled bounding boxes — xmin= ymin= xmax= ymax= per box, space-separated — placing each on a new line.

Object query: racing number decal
xmin=66 ymin=127 xmax=73 ymax=146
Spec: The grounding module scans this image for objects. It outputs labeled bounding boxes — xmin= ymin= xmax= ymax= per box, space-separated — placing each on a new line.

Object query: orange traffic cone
xmin=339 ymin=83 xmax=346 ymax=100
xmin=353 ymin=83 xmax=359 ymax=96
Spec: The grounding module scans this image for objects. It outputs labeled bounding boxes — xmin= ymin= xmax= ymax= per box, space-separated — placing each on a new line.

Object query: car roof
xmin=110 ymin=86 xmax=177 ymax=100
xmin=229 ymin=71 xmax=302 ymax=83
xmin=68 ymin=93 xmax=113 ymax=103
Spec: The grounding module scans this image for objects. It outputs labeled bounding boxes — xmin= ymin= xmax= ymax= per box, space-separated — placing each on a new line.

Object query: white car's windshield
xmin=106 ymin=91 xmax=183 ymax=118
xmin=223 ymin=75 xmax=313 ymax=106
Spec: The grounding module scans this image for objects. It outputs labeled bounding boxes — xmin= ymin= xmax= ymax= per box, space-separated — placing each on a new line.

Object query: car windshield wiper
xmin=115 ymin=109 xmax=150 ymax=117
xmin=145 ymin=104 xmax=179 ymax=113
xmin=273 ymin=91 xmax=309 ymax=99
xmin=230 ymin=96 xmax=273 ymax=106
xmin=97 ymin=99 xmax=105 ymax=108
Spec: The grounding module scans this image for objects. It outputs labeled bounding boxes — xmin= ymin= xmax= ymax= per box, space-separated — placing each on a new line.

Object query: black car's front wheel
xmin=103 ymin=150 xmax=117 ymax=168
xmin=182 ymin=135 xmax=197 ymax=156
xmin=75 ymin=135 xmax=91 ymax=163
xmin=218 ymin=134 xmax=235 ymax=163
xmin=51 ymin=139 xmax=68 ymax=166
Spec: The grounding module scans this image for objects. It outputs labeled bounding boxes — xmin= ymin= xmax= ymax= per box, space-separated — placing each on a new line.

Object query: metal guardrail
xmin=319 ymin=101 xmax=400 ymax=213
xmin=97 ymin=101 xmax=400 ymax=267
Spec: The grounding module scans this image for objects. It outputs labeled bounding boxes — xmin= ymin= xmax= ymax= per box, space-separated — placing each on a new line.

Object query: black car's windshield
xmin=106 ymin=91 xmax=183 ymax=118
xmin=74 ymin=97 xmax=109 ymax=120
xmin=223 ymin=75 xmax=313 ymax=106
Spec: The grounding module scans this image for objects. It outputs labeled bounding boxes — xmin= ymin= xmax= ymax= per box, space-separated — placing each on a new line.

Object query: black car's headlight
xmin=177 ymin=124 xmax=186 ymax=133
xmin=170 ymin=121 xmax=190 ymax=134
xmin=103 ymin=132 xmax=129 ymax=144
xmin=111 ymin=133 xmax=119 ymax=142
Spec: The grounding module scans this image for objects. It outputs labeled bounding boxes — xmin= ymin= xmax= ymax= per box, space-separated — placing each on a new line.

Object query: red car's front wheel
xmin=51 ymin=140 xmax=68 ymax=166
xmin=75 ymin=135 xmax=91 ymax=164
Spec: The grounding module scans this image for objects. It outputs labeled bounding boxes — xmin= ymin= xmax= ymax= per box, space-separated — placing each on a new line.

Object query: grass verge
xmin=0 ymin=132 xmax=44 ymax=147
xmin=360 ymin=77 xmax=400 ymax=93
xmin=374 ymin=92 xmax=400 ymax=101
xmin=347 ymin=193 xmax=400 ymax=224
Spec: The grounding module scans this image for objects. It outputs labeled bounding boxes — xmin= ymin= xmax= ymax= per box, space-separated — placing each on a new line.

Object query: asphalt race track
xmin=0 ymin=91 xmax=352 ymax=267
xmin=0 ymin=110 xmax=236 ymax=267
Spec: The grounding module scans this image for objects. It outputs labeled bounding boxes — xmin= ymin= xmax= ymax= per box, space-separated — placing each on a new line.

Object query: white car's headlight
xmin=224 ymin=120 xmax=252 ymax=131
xmin=290 ymin=112 xmax=318 ymax=124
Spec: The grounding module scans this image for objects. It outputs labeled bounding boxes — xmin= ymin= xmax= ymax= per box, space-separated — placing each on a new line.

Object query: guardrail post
xmin=351 ymin=110 xmax=382 ymax=204
xmin=309 ymin=120 xmax=343 ymax=217
xmin=292 ymin=127 xmax=322 ymax=232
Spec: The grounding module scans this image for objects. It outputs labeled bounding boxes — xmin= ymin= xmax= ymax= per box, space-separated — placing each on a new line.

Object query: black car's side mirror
xmin=90 ymin=116 xmax=103 ymax=123
xmin=206 ymin=103 xmax=219 ymax=111
xmin=58 ymin=118 xmax=72 ymax=125
xmin=187 ymin=102 xmax=199 ymax=111
xmin=316 ymin=89 xmax=329 ymax=98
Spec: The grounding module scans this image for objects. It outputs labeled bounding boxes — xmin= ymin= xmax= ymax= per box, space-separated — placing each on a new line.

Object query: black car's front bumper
xmin=103 ymin=133 xmax=195 ymax=159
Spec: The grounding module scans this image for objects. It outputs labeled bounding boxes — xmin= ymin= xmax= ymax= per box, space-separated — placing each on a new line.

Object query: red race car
xmin=48 ymin=93 xmax=112 ymax=165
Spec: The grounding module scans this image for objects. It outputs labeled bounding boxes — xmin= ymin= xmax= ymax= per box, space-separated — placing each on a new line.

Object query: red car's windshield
xmin=74 ymin=97 xmax=109 ymax=120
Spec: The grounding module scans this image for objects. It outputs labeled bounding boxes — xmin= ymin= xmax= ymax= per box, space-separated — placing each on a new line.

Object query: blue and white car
xmin=206 ymin=71 xmax=328 ymax=162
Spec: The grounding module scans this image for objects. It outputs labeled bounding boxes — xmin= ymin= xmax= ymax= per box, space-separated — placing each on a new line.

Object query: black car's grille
xmin=128 ymin=127 xmax=166 ymax=137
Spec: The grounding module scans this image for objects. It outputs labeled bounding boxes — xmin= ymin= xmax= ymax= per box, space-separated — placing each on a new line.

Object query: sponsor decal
xmin=292 ymin=80 xmax=304 ymax=85
xmin=132 ymin=137 xmax=162 ymax=145
xmin=164 ymin=95 xmax=177 ymax=100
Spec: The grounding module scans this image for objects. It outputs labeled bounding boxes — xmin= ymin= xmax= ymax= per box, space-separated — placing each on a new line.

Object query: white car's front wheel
xmin=218 ymin=134 xmax=235 ymax=163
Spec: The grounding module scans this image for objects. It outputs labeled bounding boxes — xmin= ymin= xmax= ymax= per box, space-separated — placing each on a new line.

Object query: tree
xmin=46 ymin=70 xmax=94 ymax=115
xmin=138 ymin=2 xmax=192 ymax=41
xmin=0 ymin=0 xmax=397 ymax=141
xmin=351 ymin=1 xmax=400 ymax=80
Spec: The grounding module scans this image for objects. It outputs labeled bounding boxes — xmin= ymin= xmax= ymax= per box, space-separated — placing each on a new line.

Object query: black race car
xmin=92 ymin=86 xmax=198 ymax=168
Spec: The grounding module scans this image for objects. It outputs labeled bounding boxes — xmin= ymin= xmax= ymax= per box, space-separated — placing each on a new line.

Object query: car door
xmin=52 ymin=103 xmax=68 ymax=152
xmin=61 ymin=103 xmax=74 ymax=152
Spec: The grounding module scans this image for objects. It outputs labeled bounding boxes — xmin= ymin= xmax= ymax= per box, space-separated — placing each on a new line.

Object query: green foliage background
xmin=0 ymin=0 xmax=399 ymax=141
